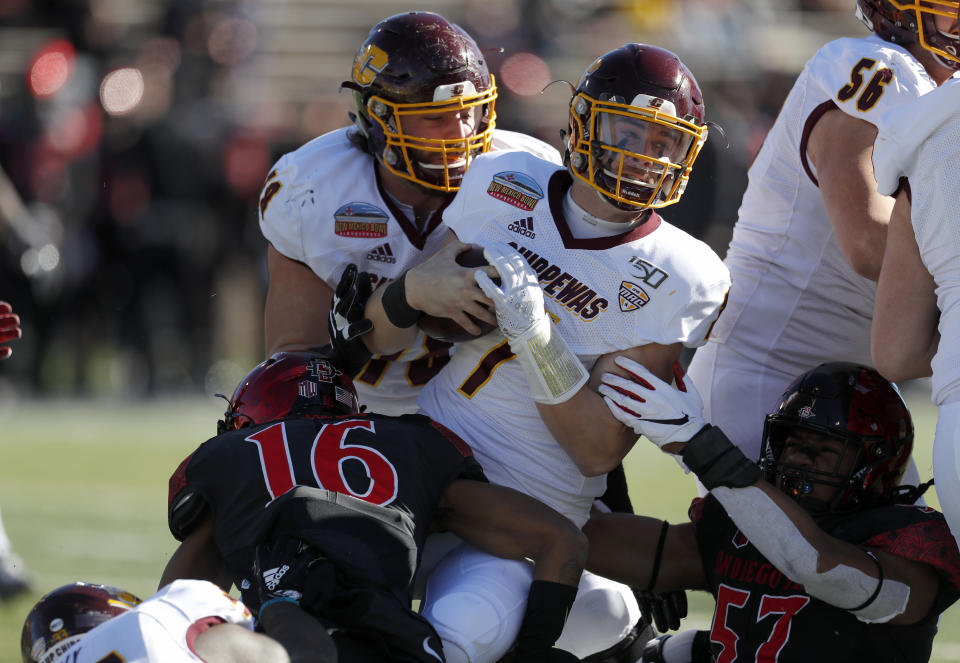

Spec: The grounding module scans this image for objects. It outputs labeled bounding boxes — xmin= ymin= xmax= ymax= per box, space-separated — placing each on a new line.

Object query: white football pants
xmin=419 ymin=537 xmax=640 ymax=663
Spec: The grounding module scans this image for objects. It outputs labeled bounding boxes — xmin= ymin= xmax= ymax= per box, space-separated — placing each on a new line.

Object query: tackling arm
xmin=600 ymin=361 xmax=942 ymax=625
xmin=264 ymin=245 xmax=334 ymax=355
xmin=159 ymin=514 xmax=233 ymax=591
xmin=362 ymin=233 xmax=499 ymax=354
xmin=807 ymin=110 xmax=893 ymax=281
xmin=537 ymin=341 xmax=681 ymax=476
xmin=438 ymin=478 xmax=586 ymax=586
xmin=871 ymin=190 xmax=939 ymax=381
xmin=582 ymin=514 xmax=706 ymax=592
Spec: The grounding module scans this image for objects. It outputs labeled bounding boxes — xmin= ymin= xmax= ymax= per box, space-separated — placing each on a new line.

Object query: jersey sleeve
xmin=491 ymin=129 xmax=563 ymax=165
xmin=167 ymin=452 xmax=210 ymax=542
xmin=258 ymin=151 xmax=310 ymax=263
xmin=860 ymin=507 xmax=960 ymax=591
xmin=809 ymin=37 xmax=934 ymax=125
xmin=155 ymin=579 xmax=255 ymax=629
xmin=655 ymin=234 xmax=731 ymax=348
xmin=874 ymin=79 xmax=960 ymax=196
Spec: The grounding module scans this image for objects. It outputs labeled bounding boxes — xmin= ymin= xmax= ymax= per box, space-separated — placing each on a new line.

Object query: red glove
xmin=0 ymin=301 xmax=21 ymax=360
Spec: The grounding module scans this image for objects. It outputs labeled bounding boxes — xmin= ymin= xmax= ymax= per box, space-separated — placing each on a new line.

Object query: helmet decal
xmin=352 ymin=44 xmax=389 ymax=87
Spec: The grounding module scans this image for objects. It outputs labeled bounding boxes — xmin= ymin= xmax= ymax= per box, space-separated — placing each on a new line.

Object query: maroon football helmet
xmin=217 ymin=351 xmax=360 ymax=434
xmin=342 ymin=11 xmax=498 ymax=192
xmin=760 ymin=362 xmax=914 ymax=514
xmin=566 ymin=43 xmax=709 ymax=211
xmin=21 ymin=582 xmax=141 ymax=663
xmin=855 ymin=0 xmax=960 ymax=69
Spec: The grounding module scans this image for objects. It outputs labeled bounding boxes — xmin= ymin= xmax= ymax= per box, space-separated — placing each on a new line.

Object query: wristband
xmin=381 ymin=273 xmax=422 ymax=329
xmin=645 ymin=520 xmax=669 ymax=591
xmin=681 ymin=426 xmax=762 ymax=490
xmin=850 ymin=551 xmax=884 ymax=612
xmin=258 ymin=596 xmax=299 ymax=621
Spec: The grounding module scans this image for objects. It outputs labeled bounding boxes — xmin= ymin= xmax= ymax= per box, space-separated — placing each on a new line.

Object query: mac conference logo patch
xmin=618 ymin=281 xmax=650 ymax=311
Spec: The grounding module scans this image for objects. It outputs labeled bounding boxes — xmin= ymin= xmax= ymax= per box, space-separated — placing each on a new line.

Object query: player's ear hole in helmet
xmin=759 ymin=361 xmax=915 ymax=515
xmin=217 ymin=349 xmax=360 ymax=434
xmin=564 ymin=43 xmax=711 ymax=212
xmin=21 ymin=583 xmax=141 ymax=663
xmin=341 ymin=11 xmax=498 ymax=193
xmin=855 ymin=0 xmax=960 ymax=69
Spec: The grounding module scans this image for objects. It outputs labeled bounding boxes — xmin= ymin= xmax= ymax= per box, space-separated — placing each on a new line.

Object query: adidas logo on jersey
xmin=263 ymin=564 xmax=290 ymax=591
xmin=507 ymin=217 xmax=536 ymax=238
xmin=366 ymin=243 xmax=397 ymax=264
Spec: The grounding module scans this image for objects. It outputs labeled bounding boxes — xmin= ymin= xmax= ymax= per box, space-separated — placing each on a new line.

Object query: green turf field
xmin=0 ymin=383 xmax=958 ymax=662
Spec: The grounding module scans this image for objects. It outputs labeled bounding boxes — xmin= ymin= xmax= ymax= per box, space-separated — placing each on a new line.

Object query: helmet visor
xmin=595 ymin=110 xmax=696 ymax=199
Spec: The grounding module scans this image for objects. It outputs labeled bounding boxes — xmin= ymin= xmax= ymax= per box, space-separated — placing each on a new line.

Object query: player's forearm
xmin=259 ymin=601 xmax=337 ymax=663
xmin=537 ymin=390 xmax=636 ymax=476
xmin=362 ymin=285 xmax=420 ymax=353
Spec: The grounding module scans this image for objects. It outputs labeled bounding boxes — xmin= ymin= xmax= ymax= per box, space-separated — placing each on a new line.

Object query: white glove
xmin=598 ymin=356 xmax=707 ymax=450
xmin=475 ymin=242 xmax=588 ymax=405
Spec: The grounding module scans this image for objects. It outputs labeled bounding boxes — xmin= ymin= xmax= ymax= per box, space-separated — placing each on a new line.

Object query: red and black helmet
xmin=21 ymin=582 xmax=141 ymax=663
xmin=566 ymin=43 xmax=709 ymax=211
xmin=760 ymin=362 xmax=914 ymax=514
xmin=217 ymin=351 xmax=360 ymax=434
xmin=343 ymin=11 xmax=498 ymax=192
xmin=855 ymin=0 xmax=960 ymax=69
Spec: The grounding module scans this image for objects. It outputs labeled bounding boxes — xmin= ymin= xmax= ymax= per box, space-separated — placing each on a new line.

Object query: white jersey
xmin=688 ymin=35 xmax=939 ymax=456
xmin=417 ymin=150 xmax=730 ymax=525
xmin=55 ymin=580 xmax=254 ymax=663
xmin=874 ymin=79 xmax=960 ymax=405
xmin=260 ymin=127 xmax=561 ymax=416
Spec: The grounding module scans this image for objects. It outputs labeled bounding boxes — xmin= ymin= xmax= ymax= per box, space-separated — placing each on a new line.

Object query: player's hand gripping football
xmin=474 ymin=242 xmax=587 ymax=405
xmin=328 ymin=264 xmax=374 ymax=375
xmin=474 ymin=242 xmax=546 ymax=340
xmin=598 ymin=358 xmax=707 ymax=454
xmin=0 ymin=301 xmax=21 ymax=360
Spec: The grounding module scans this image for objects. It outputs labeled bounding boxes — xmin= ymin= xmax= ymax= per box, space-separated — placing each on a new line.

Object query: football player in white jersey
xmin=258 ymin=11 xmax=560 ymax=416
xmin=685 ymin=0 xmax=960 ymax=471
xmin=21 ymin=579 xmax=332 ymax=663
xmin=357 ymin=44 xmax=730 ymax=663
xmin=871 ymin=0 xmax=960 ymax=547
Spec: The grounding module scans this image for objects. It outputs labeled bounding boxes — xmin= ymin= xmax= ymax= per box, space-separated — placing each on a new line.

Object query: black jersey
xmin=168 ymin=413 xmax=484 ymax=589
xmin=691 ymin=495 xmax=960 ymax=663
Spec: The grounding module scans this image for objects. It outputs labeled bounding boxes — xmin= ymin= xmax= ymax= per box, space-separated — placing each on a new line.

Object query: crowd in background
xmin=0 ymin=0 xmax=859 ymax=398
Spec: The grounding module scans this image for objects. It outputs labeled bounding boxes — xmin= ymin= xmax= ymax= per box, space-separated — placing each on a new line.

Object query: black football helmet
xmin=760 ymin=362 xmax=914 ymax=514
xmin=217 ymin=350 xmax=360 ymax=434
xmin=342 ymin=11 xmax=498 ymax=192
xmin=566 ymin=43 xmax=709 ymax=211
xmin=21 ymin=582 xmax=141 ymax=663
xmin=855 ymin=0 xmax=960 ymax=68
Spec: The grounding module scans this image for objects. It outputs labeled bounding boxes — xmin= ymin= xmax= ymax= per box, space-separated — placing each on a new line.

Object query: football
xmin=417 ymin=245 xmax=499 ymax=343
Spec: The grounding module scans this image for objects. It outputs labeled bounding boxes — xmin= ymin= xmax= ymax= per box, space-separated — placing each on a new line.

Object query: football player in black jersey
xmin=587 ymin=360 xmax=960 ymax=663
xmin=159 ymin=349 xmax=585 ymax=663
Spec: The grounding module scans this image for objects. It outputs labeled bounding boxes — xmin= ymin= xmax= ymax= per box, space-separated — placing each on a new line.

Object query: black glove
xmin=251 ymin=536 xmax=331 ymax=620
xmin=328 ymin=263 xmax=374 ymax=375
xmin=636 ymin=589 xmax=687 ymax=633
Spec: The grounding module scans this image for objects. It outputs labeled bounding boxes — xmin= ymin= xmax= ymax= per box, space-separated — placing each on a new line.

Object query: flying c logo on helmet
xmin=352 ymin=44 xmax=389 ymax=87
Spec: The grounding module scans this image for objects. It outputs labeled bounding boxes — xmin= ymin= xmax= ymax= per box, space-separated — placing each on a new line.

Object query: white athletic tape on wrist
xmin=712 ymin=486 xmax=910 ymax=623
xmin=510 ymin=315 xmax=588 ymax=405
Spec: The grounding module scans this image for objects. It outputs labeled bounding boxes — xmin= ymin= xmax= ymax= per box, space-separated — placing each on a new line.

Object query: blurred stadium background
xmin=0 ymin=0 xmax=958 ymax=661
